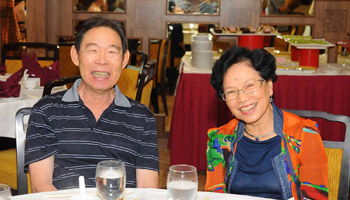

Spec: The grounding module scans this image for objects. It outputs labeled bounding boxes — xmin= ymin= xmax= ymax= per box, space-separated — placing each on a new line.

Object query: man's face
xmin=71 ymin=26 xmax=129 ymax=94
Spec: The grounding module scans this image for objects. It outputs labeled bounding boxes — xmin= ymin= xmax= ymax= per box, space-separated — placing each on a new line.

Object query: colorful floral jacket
xmin=205 ymin=104 xmax=328 ymax=200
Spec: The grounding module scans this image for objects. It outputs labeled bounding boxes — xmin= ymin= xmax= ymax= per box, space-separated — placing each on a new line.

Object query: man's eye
xmin=87 ymin=49 xmax=97 ymax=53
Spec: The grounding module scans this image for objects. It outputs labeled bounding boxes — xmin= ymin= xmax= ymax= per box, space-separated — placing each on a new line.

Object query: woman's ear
xmin=70 ymin=45 xmax=79 ymax=66
xmin=267 ymin=79 xmax=273 ymax=97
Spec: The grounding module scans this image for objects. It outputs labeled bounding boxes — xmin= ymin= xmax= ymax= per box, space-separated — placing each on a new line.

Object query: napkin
xmin=21 ymin=53 xmax=42 ymax=78
xmin=21 ymin=53 xmax=62 ymax=86
xmin=0 ymin=63 xmax=6 ymax=75
xmin=0 ymin=67 xmax=25 ymax=97
xmin=40 ymin=61 xmax=61 ymax=86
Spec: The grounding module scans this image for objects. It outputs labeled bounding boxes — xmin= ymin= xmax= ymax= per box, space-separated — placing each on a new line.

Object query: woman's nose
xmin=236 ymin=90 xmax=249 ymax=103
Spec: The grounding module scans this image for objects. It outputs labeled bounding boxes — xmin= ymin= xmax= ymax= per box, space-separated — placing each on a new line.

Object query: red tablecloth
xmin=274 ymin=75 xmax=350 ymax=142
xmin=169 ymin=72 xmax=350 ymax=171
xmin=169 ymin=73 xmax=231 ymax=171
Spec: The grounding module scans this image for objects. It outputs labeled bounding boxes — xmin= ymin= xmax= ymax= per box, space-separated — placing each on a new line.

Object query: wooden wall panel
xmin=313 ymin=0 xmax=350 ymax=62
xmin=314 ymin=1 xmax=350 ymax=41
xmin=25 ymin=0 xmax=349 ymax=63
xmin=46 ymin=0 xmax=73 ymax=44
xmin=26 ymin=0 xmax=46 ymax=42
xmin=219 ymin=0 xmax=260 ymax=27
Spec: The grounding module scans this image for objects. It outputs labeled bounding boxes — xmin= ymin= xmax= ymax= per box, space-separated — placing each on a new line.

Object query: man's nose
xmin=96 ymin=51 xmax=108 ymax=65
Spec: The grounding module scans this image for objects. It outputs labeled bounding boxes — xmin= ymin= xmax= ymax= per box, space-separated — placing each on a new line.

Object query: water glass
xmin=96 ymin=160 xmax=126 ymax=200
xmin=167 ymin=164 xmax=198 ymax=200
xmin=0 ymin=184 xmax=12 ymax=200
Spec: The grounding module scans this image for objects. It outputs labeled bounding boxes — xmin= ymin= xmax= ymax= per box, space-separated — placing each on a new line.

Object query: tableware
xmin=95 ymin=160 xmax=126 ymax=200
xmin=0 ymin=183 xmax=12 ymax=200
xmin=23 ymin=77 xmax=40 ymax=90
xmin=192 ymin=33 xmax=211 ymax=41
xmin=167 ymin=164 xmax=198 ymax=200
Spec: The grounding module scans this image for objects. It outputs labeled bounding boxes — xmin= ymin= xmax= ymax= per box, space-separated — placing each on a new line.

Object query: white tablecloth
xmin=11 ymin=188 xmax=270 ymax=200
xmin=181 ymin=51 xmax=350 ymax=76
xmin=0 ymin=75 xmax=66 ymax=138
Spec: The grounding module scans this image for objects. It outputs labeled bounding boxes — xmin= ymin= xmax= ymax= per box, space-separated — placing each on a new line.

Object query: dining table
xmin=10 ymin=187 xmax=270 ymax=200
xmin=0 ymin=74 xmax=66 ymax=139
xmin=169 ymin=51 xmax=350 ymax=171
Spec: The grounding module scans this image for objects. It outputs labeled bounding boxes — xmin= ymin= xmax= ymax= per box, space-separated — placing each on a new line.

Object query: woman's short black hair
xmin=75 ymin=16 xmax=128 ymax=54
xmin=210 ymin=46 xmax=277 ymax=99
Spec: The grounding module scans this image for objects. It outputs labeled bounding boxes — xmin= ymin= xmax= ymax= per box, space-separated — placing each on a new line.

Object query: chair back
xmin=15 ymin=107 xmax=32 ymax=195
xmin=42 ymin=76 xmax=81 ymax=97
xmin=285 ymin=109 xmax=350 ymax=200
xmin=2 ymin=42 xmax=59 ymax=73
xmin=117 ymin=50 xmax=155 ymax=106
xmin=156 ymin=39 xmax=170 ymax=85
xmin=135 ymin=59 xmax=157 ymax=104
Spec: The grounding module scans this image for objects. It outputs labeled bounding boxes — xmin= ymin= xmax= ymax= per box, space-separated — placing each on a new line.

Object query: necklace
xmin=244 ymin=128 xmax=275 ymax=142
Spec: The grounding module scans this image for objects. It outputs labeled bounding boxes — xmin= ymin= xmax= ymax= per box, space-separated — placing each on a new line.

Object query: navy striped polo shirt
xmin=24 ymin=79 xmax=159 ymax=189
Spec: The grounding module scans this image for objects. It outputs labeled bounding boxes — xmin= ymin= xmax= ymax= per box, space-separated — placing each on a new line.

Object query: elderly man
xmin=24 ymin=16 xmax=159 ymax=192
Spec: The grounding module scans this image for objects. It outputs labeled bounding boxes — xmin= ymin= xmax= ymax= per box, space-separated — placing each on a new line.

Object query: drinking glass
xmin=95 ymin=160 xmax=126 ymax=200
xmin=167 ymin=164 xmax=198 ymax=200
xmin=0 ymin=184 xmax=12 ymax=200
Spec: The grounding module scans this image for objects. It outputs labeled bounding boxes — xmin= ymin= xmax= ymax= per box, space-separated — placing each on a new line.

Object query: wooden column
xmin=26 ymin=0 xmax=46 ymax=42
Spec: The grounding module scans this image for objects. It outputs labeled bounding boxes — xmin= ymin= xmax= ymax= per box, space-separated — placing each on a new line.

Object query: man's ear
xmin=121 ymin=50 xmax=130 ymax=69
xmin=70 ymin=45 xmax=79 ymax=66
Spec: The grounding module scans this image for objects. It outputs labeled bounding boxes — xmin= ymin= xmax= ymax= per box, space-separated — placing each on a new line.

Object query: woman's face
xmin=223 ymin=62 xmax=273 ymax=125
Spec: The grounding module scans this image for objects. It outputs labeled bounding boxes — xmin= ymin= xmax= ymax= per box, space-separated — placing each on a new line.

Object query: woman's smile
xmin=239 ymin=103 xmax=257 ymax=114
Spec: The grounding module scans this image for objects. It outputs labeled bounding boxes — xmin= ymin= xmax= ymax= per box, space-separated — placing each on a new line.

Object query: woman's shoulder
xmin=208 ymin=118 xmax=239 ymax=136
xmin=282 ymin=110 xmax=319 ymax=136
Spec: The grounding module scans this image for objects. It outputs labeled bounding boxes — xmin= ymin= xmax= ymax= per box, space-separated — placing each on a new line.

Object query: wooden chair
xmin=151 ymin=39 xmax=169 ymax=115
xmin=117 ymin=57 xmax=156 ymax=107
xmin=285 ymin=109 xmax=350 ymax=200
xmin=42 ymin=76 xmax=81 ymax=97
xmin=135 ymin=59 xmax=157 ymax=104
xmin=1 ymin=42 xmax=59 ymax=73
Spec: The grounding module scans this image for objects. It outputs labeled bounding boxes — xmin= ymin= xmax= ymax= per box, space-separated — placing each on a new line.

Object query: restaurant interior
xmin=1 ymin=0 xmax=350 ymax=199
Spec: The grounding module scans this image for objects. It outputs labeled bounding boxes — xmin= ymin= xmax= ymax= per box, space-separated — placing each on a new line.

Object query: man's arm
xmin=136 ymin=169 xmax=158 ymax=188
xmin=28 ymin=155 xmax=57 ymax=192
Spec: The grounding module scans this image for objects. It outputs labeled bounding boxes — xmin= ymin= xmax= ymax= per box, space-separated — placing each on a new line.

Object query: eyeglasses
xmin=222 ymin=79 xmax=265 ymax=101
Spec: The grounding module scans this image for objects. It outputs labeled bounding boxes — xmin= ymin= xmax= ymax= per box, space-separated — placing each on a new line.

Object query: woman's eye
xmin=245 ymin=83 xmax=254 ymax=88
xmin=227 ymin=90 xmax=236 ymax=95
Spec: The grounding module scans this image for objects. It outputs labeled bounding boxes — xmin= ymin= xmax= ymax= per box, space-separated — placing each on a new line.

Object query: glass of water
xmin=167 ymin=164 xmax=198 ymax=200
xmin=0 ymin=183 xmax=12 ymax=200
xmin=96 ymin=160 xmax=126 ymax=200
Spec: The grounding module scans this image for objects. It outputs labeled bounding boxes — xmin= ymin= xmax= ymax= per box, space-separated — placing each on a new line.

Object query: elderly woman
xmin=205 ymin=47 xmax=328 ymax=200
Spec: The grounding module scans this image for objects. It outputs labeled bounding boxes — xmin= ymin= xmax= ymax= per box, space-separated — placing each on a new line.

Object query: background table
xmin=169 ymin=52 xmax=350 ymax=171
xmin=0 ymin=75 xmax=66 ymax=138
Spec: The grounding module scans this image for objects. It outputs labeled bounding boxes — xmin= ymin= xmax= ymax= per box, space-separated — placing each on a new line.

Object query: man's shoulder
xmin=122 ymin=96 xmax=154 ymax=118
xmin=32 ymin=90 xmax=71 ymax=109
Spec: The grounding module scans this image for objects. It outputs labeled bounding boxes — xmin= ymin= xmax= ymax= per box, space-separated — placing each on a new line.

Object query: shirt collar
xmin=62 ymin=78 xmax=131 ymax=107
